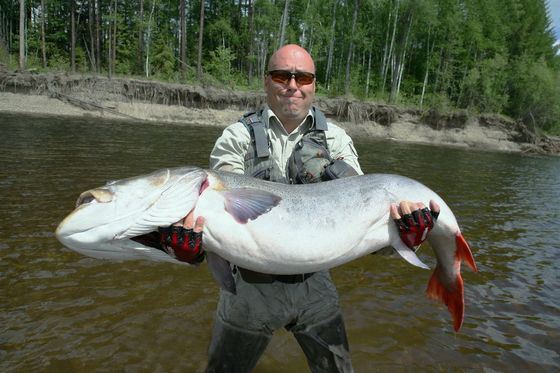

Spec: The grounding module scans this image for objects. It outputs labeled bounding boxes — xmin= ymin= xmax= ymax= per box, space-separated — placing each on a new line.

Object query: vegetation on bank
xmin=1 ymin=0 xmax=559 ymax=135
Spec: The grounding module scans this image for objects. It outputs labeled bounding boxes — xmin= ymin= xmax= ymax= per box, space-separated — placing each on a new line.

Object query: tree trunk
xmin=344 ymin=0 xmax=359 ymax=95
xmin=95 ymin=0 xmax=101 ymax=73
xmin=419 ymin=26 xmax=433 ymax=108
xmin=247 ymin=0 xmax=255 ymax=86
xmin=278 ymin=0 xmax=289 ymax=48
xmin=365 ymin=48 xmax=372 ymax=97
xmin=179 ymin=0 xmax=186 ymax=77
xmin=197 ymin=0 xmax=205 ymax=80
xmin=71 ymin=0 xmax=76 ymax=72
xmin=324 ymin=0 xmax=337 ymax=90
xmin=19 ymin=0 xmax=25 ymax=70
xmin=108 ymin=0 xmax=113 ymax=78
xmin=382 ymin=0 xmax=399 ymax=94
xmin=391 ymin=12 xmax=412 ymax=103
xmin=145 ymin=0 xmax=156 ymax=77
xmin=89 ymin=0 xmax=96 ymax=71
xmin=112 ymin=0 xmax=117 ymax=74
xmin=41 ymin=0 xmax=47 ymax=68
xmin=137 ymin=0 xmax=144 ymax=74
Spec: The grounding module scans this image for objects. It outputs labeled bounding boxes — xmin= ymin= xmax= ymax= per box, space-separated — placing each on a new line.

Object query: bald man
xmin=161 ymin=44 xmax=438 ymax=372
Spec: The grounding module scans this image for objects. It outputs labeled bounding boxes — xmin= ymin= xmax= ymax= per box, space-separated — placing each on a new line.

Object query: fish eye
xmin=75 ymin=188 xmax=113 ymax=208
xmin=76 ymin=193 xmax=96 ymax=207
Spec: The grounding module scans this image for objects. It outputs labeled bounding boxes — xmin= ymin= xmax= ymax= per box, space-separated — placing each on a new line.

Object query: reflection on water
xmin=1 ymin=113 xmax=559 ymax=371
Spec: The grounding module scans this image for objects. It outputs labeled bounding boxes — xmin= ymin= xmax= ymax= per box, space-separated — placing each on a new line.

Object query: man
xmin=160 ymin=44 xmax=438 ymax=372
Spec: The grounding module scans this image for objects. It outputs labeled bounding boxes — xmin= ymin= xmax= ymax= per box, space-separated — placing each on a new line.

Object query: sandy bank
xmin=1 ymin=68 xmax=558 ymax=155
xmin=0 ymin=91 xmax=528 ymax=154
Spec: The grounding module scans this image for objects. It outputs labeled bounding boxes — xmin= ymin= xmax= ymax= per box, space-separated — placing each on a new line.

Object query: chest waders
xmin=206 ymin=107 xmax=354 ymax=373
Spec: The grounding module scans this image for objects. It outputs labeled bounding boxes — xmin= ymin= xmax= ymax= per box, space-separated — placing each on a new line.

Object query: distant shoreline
xmin=0 ymin=71 xmax=558 ymax=155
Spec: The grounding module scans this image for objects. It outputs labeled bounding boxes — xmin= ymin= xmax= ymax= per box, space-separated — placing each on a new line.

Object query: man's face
xmin=265 ymin=48 xmax=316 ymax=126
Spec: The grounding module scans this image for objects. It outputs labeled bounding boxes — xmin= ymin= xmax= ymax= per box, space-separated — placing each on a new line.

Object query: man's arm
xmin=209 ymin=122 xmax=250 ymax=173
xmin=324 ymin=123 xmax=363 ymax=175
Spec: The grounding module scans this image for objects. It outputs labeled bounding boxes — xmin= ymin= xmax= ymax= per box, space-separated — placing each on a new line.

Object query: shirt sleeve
xmin=209 ymin=122 xmax=251 ymax=174
xmin=325 ymin=122 xmax=364 ymax=175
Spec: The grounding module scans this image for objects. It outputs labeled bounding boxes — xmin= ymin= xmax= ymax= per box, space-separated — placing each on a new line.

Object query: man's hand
xmin=159 ymin=210 xmax=206 ymax=264
xmin=390 ymin=200 xmax=440 ymax=250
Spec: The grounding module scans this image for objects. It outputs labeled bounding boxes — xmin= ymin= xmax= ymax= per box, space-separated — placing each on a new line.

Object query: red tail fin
xmin=427 ymin=268 xmax=464 ymax=332
xmin=426 ymin=233 xmax=477 ymax=332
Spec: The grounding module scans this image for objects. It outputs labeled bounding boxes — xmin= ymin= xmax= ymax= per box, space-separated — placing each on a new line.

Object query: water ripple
xmin=1 ymin=114 xmax=559 ymax=371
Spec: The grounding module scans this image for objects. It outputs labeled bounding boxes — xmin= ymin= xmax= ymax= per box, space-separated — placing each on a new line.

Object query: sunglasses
xmin=267 ymin=70 xmax=315 ymax=86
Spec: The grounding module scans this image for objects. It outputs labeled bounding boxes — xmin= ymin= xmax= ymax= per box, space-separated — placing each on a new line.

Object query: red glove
xmin=158 ymin=226 xmax=205 ymax=264
xmin=394 ymin=207 xmax=439 ymax=249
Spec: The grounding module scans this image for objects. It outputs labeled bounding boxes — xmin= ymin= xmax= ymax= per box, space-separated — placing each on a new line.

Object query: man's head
xmin=265 ymin=44 xmax=316 ymax=132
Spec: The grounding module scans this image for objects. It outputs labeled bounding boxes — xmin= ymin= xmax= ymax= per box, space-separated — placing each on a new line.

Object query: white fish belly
xmin=195 ymin=182 xmax=396 ymax=274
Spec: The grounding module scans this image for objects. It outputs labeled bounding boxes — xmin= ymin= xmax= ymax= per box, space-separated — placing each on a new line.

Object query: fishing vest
xmin=240 ymin=106 xmax=329 ymax=184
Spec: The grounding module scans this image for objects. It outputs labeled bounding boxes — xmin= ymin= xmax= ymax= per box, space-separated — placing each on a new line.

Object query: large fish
xmin=56 ymin=166 xmax=477 ymax=331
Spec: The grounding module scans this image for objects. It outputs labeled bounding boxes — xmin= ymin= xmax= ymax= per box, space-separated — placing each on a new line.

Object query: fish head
xmin=56 ymin=167 xmax=208 ymax=262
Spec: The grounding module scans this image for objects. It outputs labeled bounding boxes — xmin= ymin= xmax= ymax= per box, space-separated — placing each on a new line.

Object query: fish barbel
xmin=56 ymin=166 xmax=477 ymax=331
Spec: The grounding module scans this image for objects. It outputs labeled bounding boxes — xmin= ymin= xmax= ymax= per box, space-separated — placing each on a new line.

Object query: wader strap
xmin=312 ymin=107 xmax=328 ymax=131
xmin=241 ymin=111 xmax=270 ymax=158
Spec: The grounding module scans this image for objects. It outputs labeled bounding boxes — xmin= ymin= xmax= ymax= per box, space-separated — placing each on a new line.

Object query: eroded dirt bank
xmin=1 ymin=68 xmax=558 ymax=155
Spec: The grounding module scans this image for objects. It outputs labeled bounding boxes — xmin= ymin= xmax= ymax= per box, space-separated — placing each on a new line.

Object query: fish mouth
xmin=130 ymin=231 xmax=165 ymax=251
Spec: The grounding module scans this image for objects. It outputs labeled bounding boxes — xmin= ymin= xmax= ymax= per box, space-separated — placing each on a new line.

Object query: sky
xmin=550 ymin=0 xmax=560 ymax=49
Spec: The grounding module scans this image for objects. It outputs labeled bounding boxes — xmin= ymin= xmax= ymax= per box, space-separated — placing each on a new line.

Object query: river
xmin=1 ymin=113 xmax=559 ymax=372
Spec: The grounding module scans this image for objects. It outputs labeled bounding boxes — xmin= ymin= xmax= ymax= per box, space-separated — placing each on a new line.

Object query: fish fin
xmin=456 ymin=233 xmax=478 ymax=272
xmin=116 ymin=175 xmax=206 ymax=238
xmin=426 ymin=266 xmax=464 ymax=332
xmin=223 ymin=188 xmax=281 ymax=224
xmin=206 ymin=252 xmax=236 ymax=294
xmin=392 ymin=239 xmax=430 ymax=269
xmin=425 ymin=234 xmax=476 ymax=332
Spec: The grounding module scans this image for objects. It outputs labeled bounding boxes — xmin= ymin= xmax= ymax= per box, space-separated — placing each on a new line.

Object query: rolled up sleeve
xmin=326 ymin=123 xmax=364 ymax=175
xmin=209 ymin=122 xmax=251 ymax=173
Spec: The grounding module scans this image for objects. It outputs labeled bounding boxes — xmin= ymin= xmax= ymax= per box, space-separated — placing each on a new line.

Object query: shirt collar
xmin=264 ymin=105 xmax=314 ymax=135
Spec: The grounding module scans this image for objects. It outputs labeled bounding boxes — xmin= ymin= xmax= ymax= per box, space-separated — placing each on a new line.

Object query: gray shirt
xmin=210 ymin=105 xmax=363 ymax=177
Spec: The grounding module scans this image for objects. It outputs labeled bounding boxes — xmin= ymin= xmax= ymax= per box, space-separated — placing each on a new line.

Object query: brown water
xmin=1 ymin=112 xmax=559 ymax=372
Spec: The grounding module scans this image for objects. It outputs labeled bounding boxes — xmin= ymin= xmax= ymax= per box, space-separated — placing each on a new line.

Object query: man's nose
xmin=287 ymin=75 xmax=298 ymax=89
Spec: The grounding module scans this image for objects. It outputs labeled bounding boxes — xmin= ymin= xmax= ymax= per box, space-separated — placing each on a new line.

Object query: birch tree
xmin=145 ymin=0 xmax=156 ymax=77
xmin=40 ymin=0 xmax=47 ymax=68
xmin=344 ymin=0 xmax=359 ymax=95
xmin=70 ymin=0 xmax=76 ymax=72
xmin=278 ymin=0 xmax=289 ymax=48
xmin=18 ymin=0 xmax=25 ymax=69
xmin=197 ymin=0 xmax=205 ymax=80
xmin=179 ymin=0 xmax=186 ymax=77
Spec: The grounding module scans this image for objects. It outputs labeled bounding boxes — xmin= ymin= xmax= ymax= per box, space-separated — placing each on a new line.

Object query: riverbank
xmin=1 ymin=69 xmax=558 ymax=154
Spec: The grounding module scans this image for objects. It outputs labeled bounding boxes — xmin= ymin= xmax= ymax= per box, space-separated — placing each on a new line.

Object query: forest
xmin=1 ymin=0 xmax=559 ymax=134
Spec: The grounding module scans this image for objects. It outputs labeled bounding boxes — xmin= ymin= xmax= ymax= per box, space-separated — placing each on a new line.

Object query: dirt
xmin=1 ymin=69 xmax=558 ymax=155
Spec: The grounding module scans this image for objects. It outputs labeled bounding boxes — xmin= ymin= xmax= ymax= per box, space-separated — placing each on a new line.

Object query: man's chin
xmin=281 ymin=106 xmax=306 ymax=119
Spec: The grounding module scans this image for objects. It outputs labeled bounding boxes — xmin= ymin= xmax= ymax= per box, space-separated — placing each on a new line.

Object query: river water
xmin=1 ymin=112 xmax=559 ymax=372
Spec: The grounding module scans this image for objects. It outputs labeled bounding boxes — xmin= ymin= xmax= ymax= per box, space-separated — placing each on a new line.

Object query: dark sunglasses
xmin=267 ymin=70 xmax=315 ymax=86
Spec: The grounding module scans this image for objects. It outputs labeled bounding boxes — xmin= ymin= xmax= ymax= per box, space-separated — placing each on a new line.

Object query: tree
xmin=70 ymin=0 xmax=76 ymax=72
xmin=40 ymin=0 xmax=47 ymax=68
xmin=278 ymin=0 xmax=289 ymax=48
xmin=344 ymin=0 xmax=360 ymax=96
xmin=2 ymin=0 xmax=559 ymax=133
xmin=18 ymin=0 xmax=24 ymax=70
xmin=179 ymin=0 xmax=186 ymax=77
xmin=197 ymin=0 xmax=205 ymax=80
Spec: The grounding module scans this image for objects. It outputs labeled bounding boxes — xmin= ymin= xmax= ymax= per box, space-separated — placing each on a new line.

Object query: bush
xmin=508 ymin=56 xmax=560 ymax=134
xmin=206 ymin=46 xmax=236 ymax=85
xmin=460 ymin=54 xmax=509 ymax=113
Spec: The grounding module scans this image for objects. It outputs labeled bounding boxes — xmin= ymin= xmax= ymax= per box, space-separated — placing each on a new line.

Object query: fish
xmin=55 ymin=166 xmax=478 ymax=331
